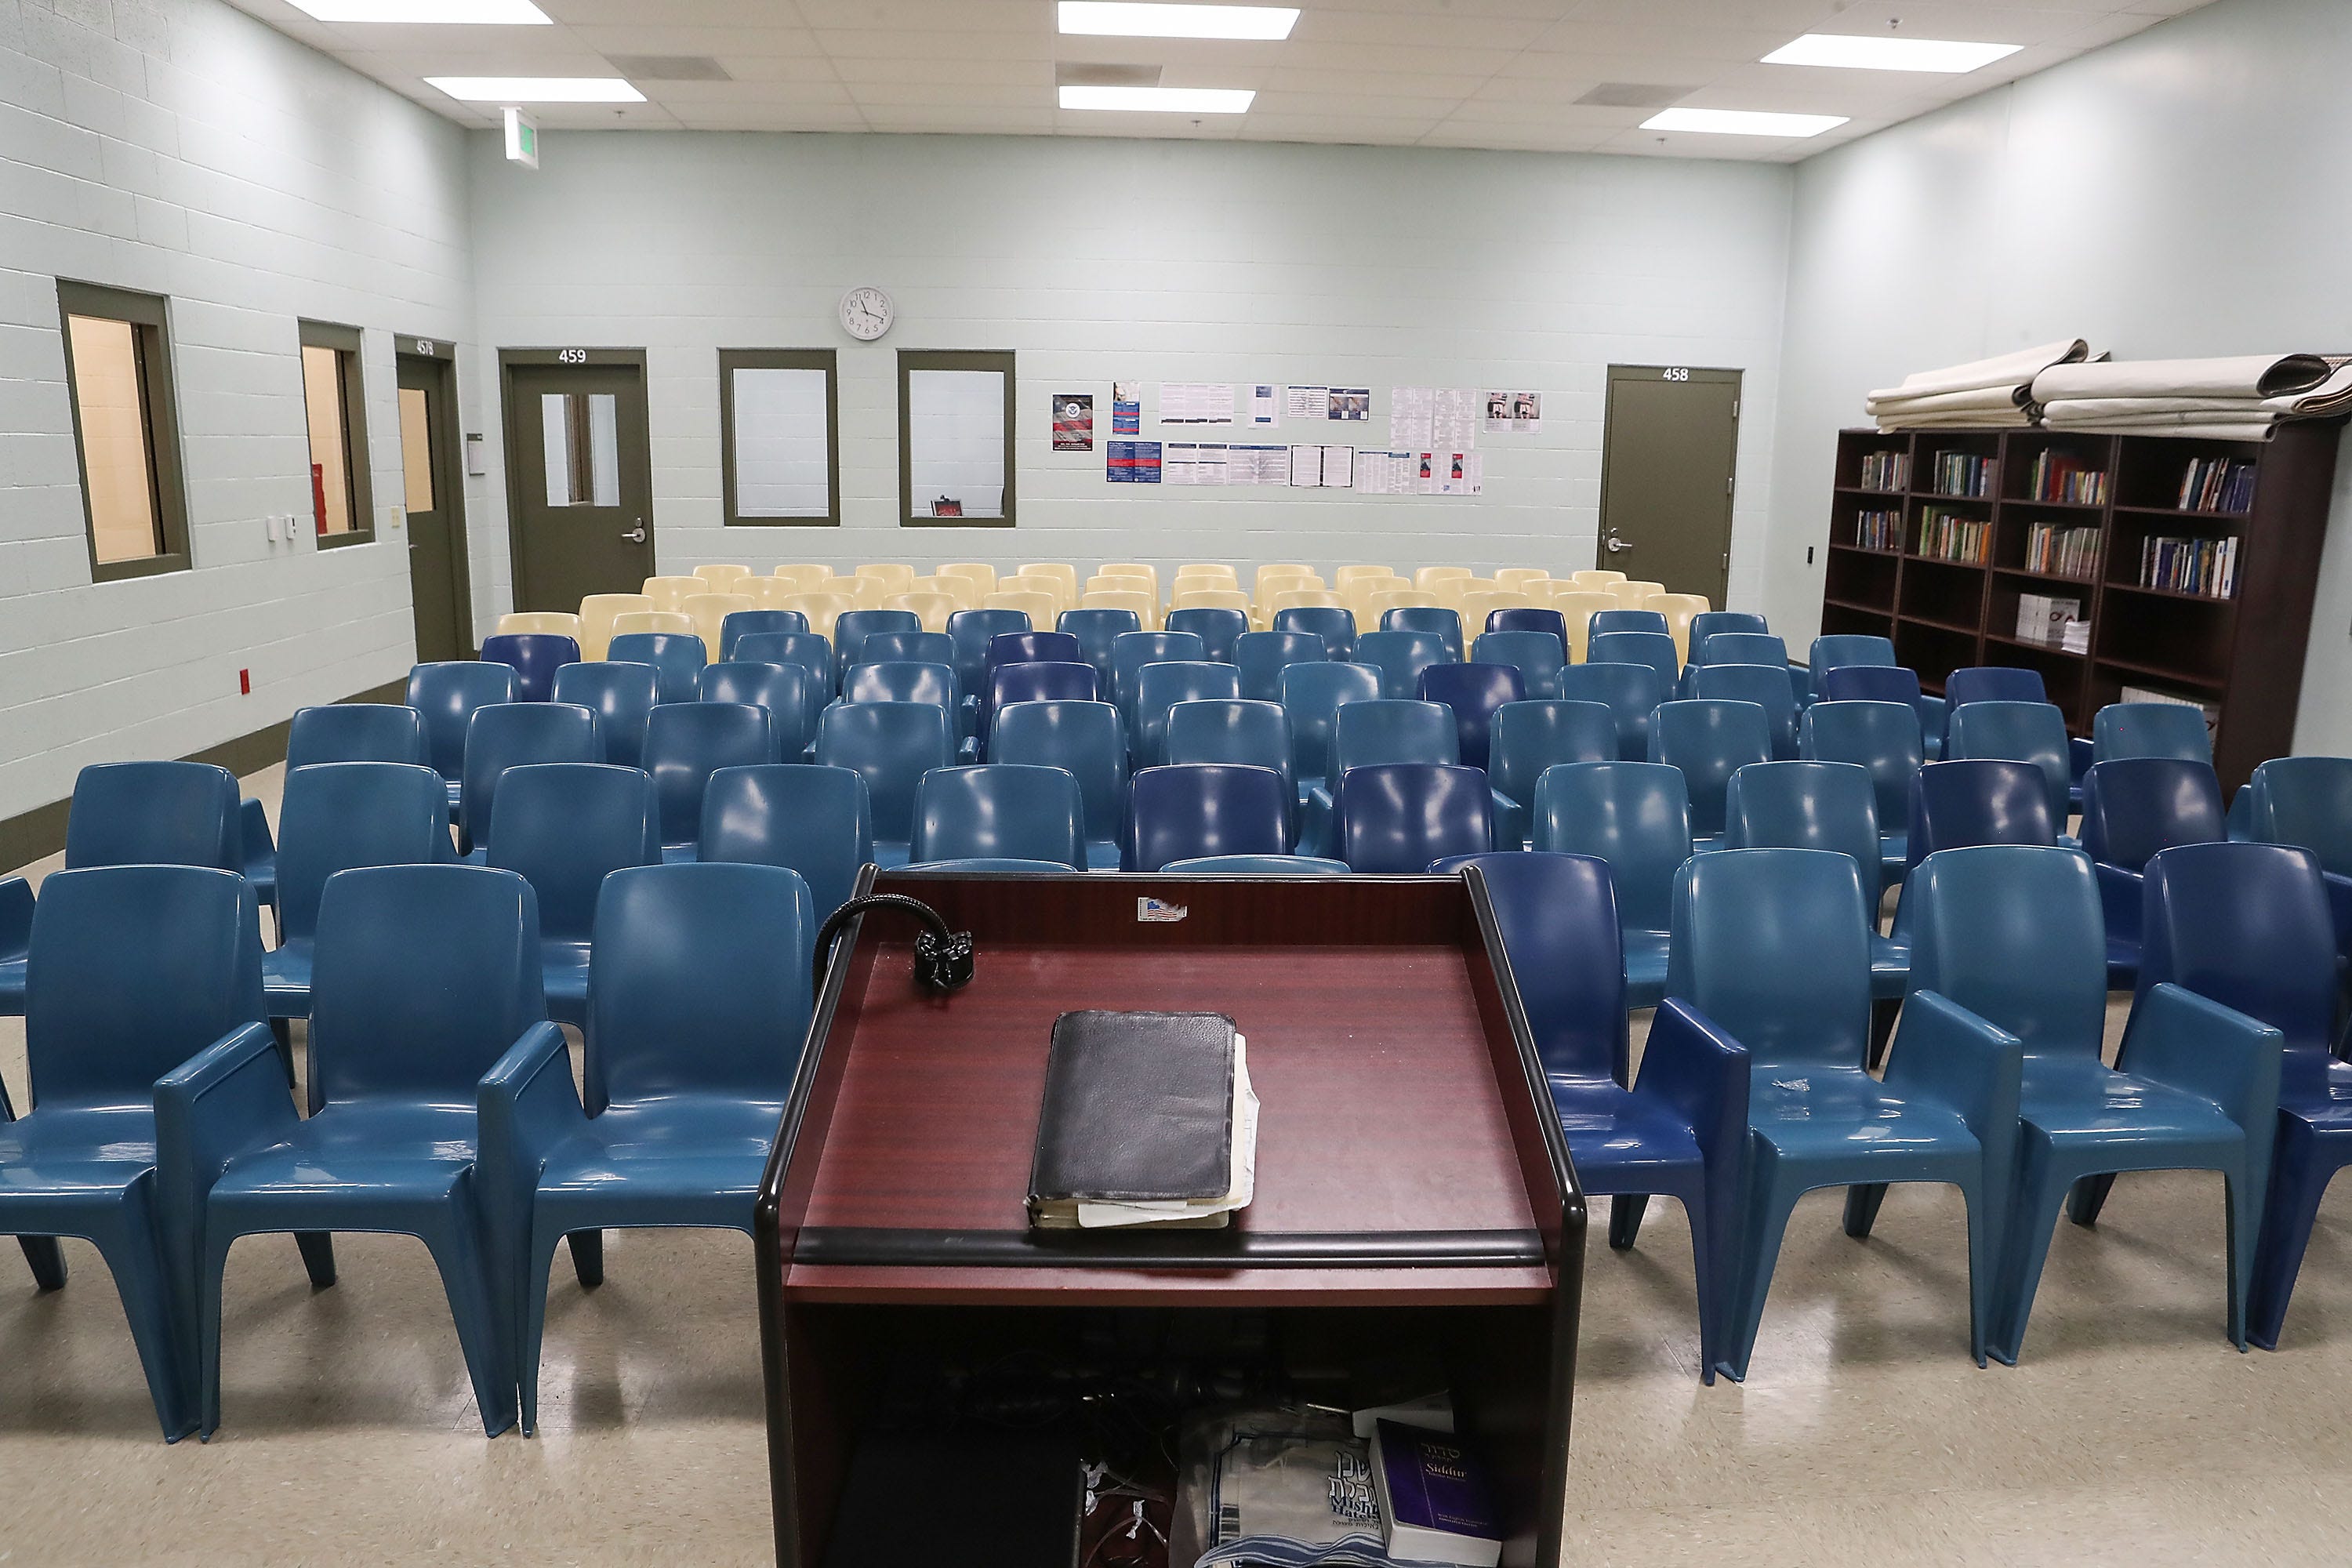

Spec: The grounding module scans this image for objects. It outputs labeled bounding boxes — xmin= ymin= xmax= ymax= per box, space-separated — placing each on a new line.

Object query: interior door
xmin=396 ymin=340 xmax=473 ymax=662
xmin=500 ymin=350 xmax=654 ymax=612
xmin=1597 ymin=365 xmax=1743 ymax=604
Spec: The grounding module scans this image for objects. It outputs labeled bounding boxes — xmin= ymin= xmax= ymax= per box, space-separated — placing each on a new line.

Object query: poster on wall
xmin=1417 ymin=451 xmax=1483 ymax=496
xmin=1248 ymin=385 xmax=1278 ymax=426
xmin=1227 ymin=444 xmax=1291 ymax=485
xmin=1160 ymin=383 xmax=1236 ymax=424
xmin=1430 ymin=388 xmax=1478 ymax=449
xmin=1112 ymin=382 xmax=1141 ymax=436
xmin=1107 ymin=440 xmax=1163 ymax=483
xmin=1052 ymin=394 xmax=1094 ymax=451
xmin=1484 ymin=391 xmax=1541 ymax=434
xmin=1284 ymin=385 xmax=1327 ymax=420
xmin=1327 ymin=388 xmax=1370 ymax=422
xmin=1353 ymin=450 xmax=1410 ymax=495
xmin=1167 ymin=442 xmax=1231 ymax=485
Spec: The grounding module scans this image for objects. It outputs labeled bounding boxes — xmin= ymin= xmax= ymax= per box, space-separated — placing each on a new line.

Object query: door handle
xmin=1604 ymin=532 xmax=1631 ymax=554
xmin=622 ymin=522 xmax=647 ymax=543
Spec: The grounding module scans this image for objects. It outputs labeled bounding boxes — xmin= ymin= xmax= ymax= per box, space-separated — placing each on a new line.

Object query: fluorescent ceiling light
xmin=1642 ymin=107 xmax=1847 ymax=137
xmin=292 ymin=0 xmax=549 ymax=18
xmin=1058 ymin=2 xmax=1298 ymax=40
xmin=1764 ymin=34 xmax=2022 ymax=73
xmin=1058 ymin=85 xmax=1255 ymax=112
xmin=426 ymin=76 xmax=645 ymax=103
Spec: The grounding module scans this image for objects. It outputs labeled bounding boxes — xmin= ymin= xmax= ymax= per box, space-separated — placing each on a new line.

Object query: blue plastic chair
xmin=908 ymin=764 xmax=1087 ymax=869
xmin=2247 ymin=757 xmax=2352 ymax=882
xmin=1130 ymin=661 xmax=1242 ymax=767
xmin=552 ymin=662 xmax=660 ymax=771
xmin=1945 ymin=701 xmax=2074 ymax=838
xmin=973 ymin=661 xmax=1097 ymax=759
xmin=1303 ymin=700 xmax=1457 ymax=857
xmin=641 ymin=702 xmax=780 ymax=859
xmin=1166 ymin=607 xmax=1249 ymax=663
xmin=1164 ymin=699 xmax=1295 ymax=844
xmin=1687 ymin=612 xmax=1768 ymax=654
xmin=989 ymin=701 xmax=1127 ymax=869
xmin=1905 ymin=759 xmax=2057 ymax=873
xmin=1590 ymin=608 xmax=1670 ymax=641
xmin=0 ymin=879 xmax=26 ymax=1018
xmin=2079 ymin=759 xmax=2225 ymax=988
xmin=1331 ymin=763 xmax=1492 ymax=873
xmin=3 ymin=866 xmax=267 ymax=1440
xmin=1111 ymin=630 xmax=1208 ymax=712
xmin=1273 ymin=605 xmax=1356 ymax=661
xmin=814 ymin=701 xmax=954 ymax=867
xmin=1281 ymin=662 xmax=1383 ymax=807
xmin=1489 ymin=700 xmax=1617 ymax=850
xmin=164 ymin=864 xmax=546 ymax=1437
xmin=1235 ymin=630 xmax=1328 ymax=704
xmin=1352 ymin=630 xmax=1455 ymax=702
xmin=1723 ymin=760 xmax=1907 ymax=1002
xmin=981 ymin=630 xmax=1083 ymax=699
xmin=729 ymin=631 xmax=834 ymax=726
xmin=64 ymin=760 xmax=241 ymax=872
xmin=2139 ymin=842 xmax=2349 ymax=1350
xmin=2093 ymin=702 xmax=2214 ymax=766
xmin=459 ymin=702 xmax=601 ymax=855
xmin=1530 ymin=761 xmax=1690 ymax=1009
xmin=1381 ymin=605 xmax=1464 ymax=661
xmin=1807 ymin=634 xmax=1899 ymax=697
xmin=478 ymin=861 xmax=814 ymax=1433
xmin=1692 ymin=631 xmax=1786 ymax=672
xmin=480 ymin=634 xmax=579 ymax=703
xmin=1557 ymin=662 xmax=1664 ymax=763
xmin=266 ymin=761 xmax=452 ymax=1021
xmin=1670 ymin=847 xmax=2021 ymax=1381
xmin=1902 ymin=844 xmax=2279 ymax=1363
xmin=833 ymin=608 xmax=923 ymax=690
xmin=858 ymin=630 xmax=956 ymax=671
xmin=287 ymin=702 xmax=429 ymax=768
xmin=606 ymin=632 xmax=707 ymax=706
xmin=1802 ymin=699 xmax=1922 ymax=885
xmin=1944 ymin=664 xmax=2045 ymax=710
xmin=1471 ymin=630 xmax=1566 ymax=702
xmin=1818 ymin=664 xmax=1944 ymax=759
xmin=718 ymin=608 xmax=807 ymax=661
xmin=699 ymin=764 xmax=871 ymax=921
xmin=1650 ymin=699 xmax=1773 ymax=846
xmin=946 ymin=608 xmax=1032 ymax=706
xmin=1586 ymin=631 xmax=1681 ymax=707
xmin=1487 ymin=607 xmax=1567 ymax=648
xmin=408 ymin=662 xmax=518 ymax=815
xmin=1417 ymin=662 xmax=1524 ymax=773
xmin=487 ymin=763 xmax=659 ymax=1027
xmin=1058 ymin=608 xmax=1142 ymax=693
xmin=1457 ymin=851 xmax=1744 ymax=1382
xmin=1163 ymin=855 xmax=1351 ymax=875
xmin=699 ymin=662 xmax=813 ymax=759
xmin=1121 ymin=764 xmax=1290 ymax=871
xmin=1689 ymin=665 xmax=1799 ymax=760
xmin=841 ymin=660 xmax=957 ymax=716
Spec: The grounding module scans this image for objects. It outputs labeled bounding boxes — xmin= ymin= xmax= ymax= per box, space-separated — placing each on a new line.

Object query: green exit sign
xmin=503 ymin=107 xmax=539 ymax=170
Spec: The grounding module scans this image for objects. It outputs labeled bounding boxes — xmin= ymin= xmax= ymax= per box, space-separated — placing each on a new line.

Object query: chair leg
xmin=1867 ymin=999 xmax=1900 ymax=1071
xmin=198 ymin=1229 xmax=239 ymax=1439
xmin=2249 ymin=1128 xmax=2336 ymax=1352
xmin=2065 ymin=1173 xmax=2118 ymax=1228
xmin=1842 ymin=1184 xmax=1889 ymax=1240
xmin=1958 ymin=1174 xmax=1996 ymax=1369
xmin=295 ymin=1232 xmax=337 ymax=1288
xmin=419 ymin=1201 xmax=517 ymax=1437
xmin=520 ymin=1219 xmax=573 ymax=1438
xmin=1717 ymin=1149 xmax=1799 ymax=1384
xmin=1991 ymin=1134 xmax=2071 ymax=1367
xmin=19 ymin=1235 xmax=67 ymax=1291
xmin=566 ymin=1229 xmax=604 ymax=1287
xmin=1671 ymin=1188 xmax=1719 ymax=1386
xmin=89 ymin=1210 xmax=197 ymax=1442
xmin=267 ymin=1019 xmax=296 ymax=1082
xmin=2223 ymin=1156 xmax=2265 ymax=1353
xmin=1606 ymin=1195 xmax=1649 ymax=1251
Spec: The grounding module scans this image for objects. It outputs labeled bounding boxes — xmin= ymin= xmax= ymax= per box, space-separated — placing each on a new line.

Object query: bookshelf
xmin=1823 ymin=422 xmax=2344 ymax=789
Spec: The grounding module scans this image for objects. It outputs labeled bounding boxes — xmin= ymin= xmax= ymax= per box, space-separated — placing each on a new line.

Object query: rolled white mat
xmin=2032 ymin=354 xmax=2332 ymax=404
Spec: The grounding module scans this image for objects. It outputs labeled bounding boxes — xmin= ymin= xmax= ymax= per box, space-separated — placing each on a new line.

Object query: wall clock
xmin=840 ymin=286 xmax=894 ymax=342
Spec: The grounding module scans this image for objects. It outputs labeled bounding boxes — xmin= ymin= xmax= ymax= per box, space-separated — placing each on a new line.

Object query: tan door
xmin=397 ymin=341 xmax=473 ymax=661
xmin=1597 ymin=365 xmax=1743 ymax=604
xmin=500 ymin=349 xmax=655 ymax=612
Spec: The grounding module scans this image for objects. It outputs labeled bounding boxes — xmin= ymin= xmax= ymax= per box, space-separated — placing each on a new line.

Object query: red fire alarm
xmin=238 ymin=669 xmax=251 ymax=695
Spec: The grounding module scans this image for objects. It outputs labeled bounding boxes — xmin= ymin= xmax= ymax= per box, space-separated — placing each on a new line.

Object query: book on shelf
xmin=1369 ymin=1421 xmax=1502 ymax=1568
xmin=1916 ymin=506 xmax=1990 ymax=564
xmin=1858 ymin=450 xmax=1909 ymax=491
xmin=2119 ymin=684 xmax=2220 ymax=738
xmin=2139 ymin=534 xmax=2240 ymax=598
xmin=2060 ymin=619 xmax=2090 ymax=654
xmin=2177 ymin=456 xmax=2257 ymax=514
xmin=2027 ymin=450 xmax=2108 ymax=506
xmin=1929 ymin=451 xmax=1997 ymax=498
xmin=2016 ymin=592 xmax=2084 ymax=648
xmin=2023 ymin=521 xmax=2101 ymax=578
xmin=1852 ymin=509 xmax=1900 ymax=550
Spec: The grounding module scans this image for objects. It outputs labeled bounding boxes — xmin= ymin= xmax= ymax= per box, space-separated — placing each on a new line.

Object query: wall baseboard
xmin=0 ymin=679 xmax=408 ymax=874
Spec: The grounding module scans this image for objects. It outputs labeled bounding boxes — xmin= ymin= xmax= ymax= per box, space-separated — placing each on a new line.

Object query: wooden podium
xmin=755 ymin=869 xmax=1584 ymax=1566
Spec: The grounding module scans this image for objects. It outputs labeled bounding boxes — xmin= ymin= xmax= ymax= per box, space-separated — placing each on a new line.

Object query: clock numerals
xmin=841 ymin=287 xmax=892 ymax=342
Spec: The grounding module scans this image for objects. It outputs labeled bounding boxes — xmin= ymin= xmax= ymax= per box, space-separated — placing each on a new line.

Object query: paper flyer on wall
xmin=1161 ymin=382 xmax=1236 ymax=424
xmin=1430 ymin=389 xmax=1477 ymax=449
xmin=1227 ymin=444 xmax=1290 ymax=485
xmin=1107 ymin=440 xmax=1162 ymax=483
xmin=1483 ymin=390 xmax=1541 ymax=433
xmin=1354 ymin=450 xmax=1412 ymax=495
xmin=1286 ymin=445 xmax=1355 ymax=488
xmin=1051 ymin=394 xmax=1094 ymax=452
xmin=1285 ymin=385 xmax=1326 ymax=420
xmin=1112 ymin=381 xmax=1141 ymax=436
xmin=1327 ymin=388 xmax=1370 ymax=422
xmin=1166 ymin=442 xmax=1230 ymax=485
xmin=1417 ymin=451 xmax=1481 ymax=496
xmin=1389 ymin=387 xmax=1432 ymax=451
xmin=1248 ymin=385 xmax=1278 ymax=426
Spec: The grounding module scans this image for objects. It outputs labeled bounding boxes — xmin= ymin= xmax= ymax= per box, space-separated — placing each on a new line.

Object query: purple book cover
xmin=1375 ymin=1420 xmax=1498 ymax=1541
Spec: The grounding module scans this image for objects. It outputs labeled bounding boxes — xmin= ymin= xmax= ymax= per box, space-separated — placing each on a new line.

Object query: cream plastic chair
xmin=1084 ymin=573 xmax=1155 ymax=601
xmin=857 ymin=563 xmax=916 ymax=594
xmin=833 ymin=575 xmax=888 ymax=611
xmin=1494 ymin=568 xmax=1552 ymax=593
xmin=778 ymin=592 xmax=857 ymax=642
xmin=1269 ymin=587 xmax=1345 ymax=615
xmin=1173 ymin=572 xmax=1238 ymax=601
xmin=1081 ymin=588 xmax=1157 ymax=626
xmin=1415 ymin=566 xmax=1474 ymax=592
xmin=641 ymin=576 xmax=704 ymax=613
xmin=1571 ymin=569 xmax=1627 ymax=590
xmin=1457 ymin=591 xmax=1526 ymax=637
xmin=1610 ymin=579 xmax=1667 ymax=609
xmin=1254 ymin=564 xmax=1316 ymax=602
xmin=1098 ymin=562 xmax=1158 ymax=594
xmin=1334 ymin=564 xmax=1395 ymax=590
xmin=694 ymin=564 xmax=753 ymax=593
xmin=1171 ymin=587 xmax=1252 ymax=615
xmin=496 ymin=612 xmax=582 ymax=640
xmin=1367 ymin=589 xmax=1439 ymax=621
xmin=910 ymin=573 xmax=977 ymax=611
xmin=774 ymin=564 xmax=832 ymax=592
xmin=1018 ymin=563 xmax=1080 ymax=603
xmin=747 ymin=577 xmax=808 ymax=612
xmin=612 ymin=609 xmax=694 ymax=639
xmin=938 ymin=563 xmax=998 ymax=601
xmin=985 ymin=590 xmax=1058 ymax=626
xmin=1551 ymin=590 xmax=1621 ymax=662
xmin=1645 ymin=593 xmax=1712 ymax=662
xmin=1175 ymin=563 xmax=1238 ymax=586
xmin=575 ymin=595 xmax=651 ymax=661
xmin=885 ymin=592 xmax=960 ymax=635
xmin=681 ymin=593 xmax=754 ymax=658
xmin=997 ymin=574 xmax=1069 ymax=613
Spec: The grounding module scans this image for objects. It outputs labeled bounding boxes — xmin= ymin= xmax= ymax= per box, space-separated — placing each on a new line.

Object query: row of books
xmin=1916 ymin=506 xmax=1991 ymax=564
xmin=1928 ymin=452 xmax=1997 ymax=498
xmin=2178 ymin=457 xmax=2256 ymax=514
xmin=2141 ymin=534 xmax=2241 ymax=598
xmin=2021 ymin=521 xmax=2101 ymax=579
xmin=1850 ymin=509 xmax=1900 ymax=551
xmin=2027 ymin=450 xmax=2109 ymax=506
xmin=1857 ymin=451 xmax=1910 ymax=491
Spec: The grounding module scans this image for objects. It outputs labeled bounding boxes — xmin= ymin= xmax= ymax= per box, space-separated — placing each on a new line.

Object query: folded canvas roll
xmin=1864 ymin=385 xmax=2032 ymax=418
xmin=2039 ymin=419 xmax=2276 ymax=441
xmin=1875 ymin=408 xmax=2034 ymax=430
xmin=2031 ymin=354 xmax=2332 ymax=404
xmin=1866 ymin=339 xmax=2089 ymax=404
xmin=2042 ymin=397 xmax=2274 ymax=421
xmin=2042 ymin=408 xmax=2272 ymax=429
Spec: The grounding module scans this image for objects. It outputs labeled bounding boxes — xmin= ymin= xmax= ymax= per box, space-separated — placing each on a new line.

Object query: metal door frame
xmin=498 ymin=347 xmax=652 ymax=611
xmin=1596 ymin=363 xmax=1743 ymax=604
xmin=397 ymin=336 xmax=475 ymax=659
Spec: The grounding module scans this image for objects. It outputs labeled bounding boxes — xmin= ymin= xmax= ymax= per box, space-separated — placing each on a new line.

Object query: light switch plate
xmin=382 ymin=505 xmax=405 ymax=532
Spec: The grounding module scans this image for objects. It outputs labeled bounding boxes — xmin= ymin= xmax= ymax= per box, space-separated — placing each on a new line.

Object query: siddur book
xmin=1370 ymin=1420 xmax=1501 ymax=1567
xmin=1026 ymin=1011 xmax=1243 ymax=1230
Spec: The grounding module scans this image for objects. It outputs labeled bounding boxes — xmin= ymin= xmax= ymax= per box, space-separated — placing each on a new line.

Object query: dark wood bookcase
xmin=1822 ymin=421 xmax=2343 ymax=789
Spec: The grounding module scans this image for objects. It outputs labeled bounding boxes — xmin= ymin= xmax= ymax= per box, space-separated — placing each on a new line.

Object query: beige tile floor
xmin=3 ymin=764 xmax=2350 ymax=1565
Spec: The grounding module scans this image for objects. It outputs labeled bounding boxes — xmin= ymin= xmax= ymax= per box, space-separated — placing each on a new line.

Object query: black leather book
xmin=1027 ymin=1011 xmax=1237 ymax=1229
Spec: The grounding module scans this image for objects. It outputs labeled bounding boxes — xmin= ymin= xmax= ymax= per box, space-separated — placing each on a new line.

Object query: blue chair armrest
xmin=1882 ymin=990 xmax=2024 ymax=1212
xmin=1918 ymin=694 xmax=1948 ymax=735
xmin=2068 ymin=735 xmax=2094 ymax=785
xmin=153 ymin=1022 xmax=301 ymax=1283
xmin=1633 ymin=999 xmax=1750 ymax=1174
xmin=2093 ymin=861 xmax=2145 ymax=948
xmin=2117 ymin=982 xmax=2285 ymax=1146
xmin=2227 ymin=786 xmax=2252 ymax=842
xmin=240 ymin=797 xmax=275 ymax=860
xmin=476 ymin=1022 xmax=585 ymax=1301
xmin=2322 ymin=870 xmax=2352 ymax=955
xmin=0 ymin=875 xmax=31 ymax=963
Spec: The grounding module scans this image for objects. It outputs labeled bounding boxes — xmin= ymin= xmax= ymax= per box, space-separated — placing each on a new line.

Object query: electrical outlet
xmin=264 ymin=515 xmax=279 ymax=543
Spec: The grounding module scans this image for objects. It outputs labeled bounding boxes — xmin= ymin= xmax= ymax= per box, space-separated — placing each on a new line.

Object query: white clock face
xmin=840 ymin=286 xmax=893 ymax=342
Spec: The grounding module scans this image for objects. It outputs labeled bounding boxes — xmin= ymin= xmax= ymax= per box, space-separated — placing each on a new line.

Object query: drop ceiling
xmin=225 ymin=0 xmax=2216 ymax=162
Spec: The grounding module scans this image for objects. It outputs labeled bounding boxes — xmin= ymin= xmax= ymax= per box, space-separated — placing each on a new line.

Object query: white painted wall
xmin=0 ymin=0 xmax=478 ymax=821
xmin=465 ymin=132 xmax=1792 ymax=608
xmin=1768 ymin=0 xmax=2352 ymax=752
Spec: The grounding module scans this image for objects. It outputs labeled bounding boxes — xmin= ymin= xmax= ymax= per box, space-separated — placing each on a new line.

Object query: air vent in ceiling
xmin=604 ymin=54 xmax=731 ymax=82
xmin=1575 ymin=83 xmax=1691 ymax=109
xmin=1054 ymin=62 xmax=1165 ymax=89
